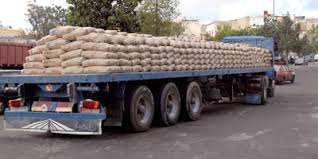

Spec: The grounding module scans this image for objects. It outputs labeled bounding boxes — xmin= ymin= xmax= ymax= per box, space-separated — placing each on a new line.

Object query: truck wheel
xmin=291 ymin=76 xmax=295 ymax=84
xmin=261 ymin=78 xmax=268 ymax=105
xmin=157 ymin=83 xmax=181 ymax=126
xmin=124 ymin=86 xmax=155 ymax=132
xmin=268 ymin=80 xmax=275 ymax=97
xmin=181 ymin=82 xmax=203 ymax=121
xmin=0 ymin=100 xmax=4 ymax=115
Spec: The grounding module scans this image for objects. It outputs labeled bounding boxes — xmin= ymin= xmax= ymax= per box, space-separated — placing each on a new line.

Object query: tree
xmin=66 ymin=0 xmax=141 ymax=33
xmin=26 ymin=0 xmax=67 ymax=39
xmin=138 ymin=0 xmax=184 ymax=36
xmin=305 ymin=27 xmax=318 ymax=53
xmin=256 ymin=15 xmax=306 ymax=54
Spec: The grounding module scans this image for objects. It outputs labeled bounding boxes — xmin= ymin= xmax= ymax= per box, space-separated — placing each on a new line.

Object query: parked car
xmin=314 ymin=54 xmax=318 ymax=61
xmin=274 ymin=65 xmax=295 ymax=84
xmin=295 ymin=57 xmax=308 ymax=65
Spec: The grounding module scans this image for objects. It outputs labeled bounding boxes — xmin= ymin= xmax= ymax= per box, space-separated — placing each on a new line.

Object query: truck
xmin=0 ymin=42 xmax=32 ymax=113
xmin=1 ymin=36 xmax=275 ymax=135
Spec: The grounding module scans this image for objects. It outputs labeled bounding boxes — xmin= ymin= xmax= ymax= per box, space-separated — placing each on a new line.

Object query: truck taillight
xmin=8 ymin=100 xmax=22 ymax=107
xmin=82 ymin=101 xmax=100 ymax=109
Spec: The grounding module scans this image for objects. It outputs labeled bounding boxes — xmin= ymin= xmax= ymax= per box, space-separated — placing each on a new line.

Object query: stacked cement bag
xmin=22 ymin=26 xmax=272 ymax=75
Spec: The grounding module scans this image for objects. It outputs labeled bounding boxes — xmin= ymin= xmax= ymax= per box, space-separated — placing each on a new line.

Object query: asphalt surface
xmin=1 ymin=64 xmax=318 ymax=159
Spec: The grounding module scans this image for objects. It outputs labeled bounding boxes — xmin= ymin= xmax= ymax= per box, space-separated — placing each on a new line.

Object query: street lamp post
xmin=273 ymin=0 xmax=275 ymax=16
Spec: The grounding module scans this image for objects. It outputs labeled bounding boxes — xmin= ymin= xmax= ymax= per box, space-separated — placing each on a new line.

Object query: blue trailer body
xmin=0 ymin=67 xmax=272 ymax=84
xmin=223 ymin=36 xmax=274 ymax=54
xmin=1 ymin=36 xmax=276 ymax=135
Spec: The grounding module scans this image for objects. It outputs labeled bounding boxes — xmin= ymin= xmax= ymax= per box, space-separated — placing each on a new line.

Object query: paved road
xmin=1 ymin=65 xmax=318 ymax=159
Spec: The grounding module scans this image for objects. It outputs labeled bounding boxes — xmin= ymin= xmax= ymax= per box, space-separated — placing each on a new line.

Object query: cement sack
xmin=151 ymin=60 xmax=162 ymax=66
xmin=108 ymin=35 xmax=125 ymax=44
xmin=62 ymin=66 xmax=84 ymax=74
xmin=29 ymin=45 xmax=49 ymax=55
xmin=23 ymin=62 xmax=44 ymax=69
xmin=93 ymin=34 xmax=111 ymax=43
xmin=142 ymin=65 xmax=152 ymax=72
xmin=151 ymin=66 xmax=162 ymax=72
xmin=131 ymin=59 xmax=141 ymax=65
xmin=26 ymin=54 xmax=46 ymax=62
xmin=43 ymin=58 xmax=62 ymax=67
xmin=83 ymin=66 xmax=121 ymax=74
xmin=121 ymin=66 xmax=133 ymax=72
xmin=81 ymin=51 xmax=118 ymax=59
xmin=126 ymin=45 xmax=138 ymax=53
xmin=122 ymin=36 xmax=136 ymax=45
xmin=92 ymin=43 xmax=111 ymax=52
xmin=77 ymin=33 xmax=99 ymax=42
xmin=81 ymin=42 xmax=97 ymax=51
xmin=36 ymin=35 xmax=58 ymax=45
xmin=62 ymin=27 xmax=95 ymax=41
xmin=104 ymin=30 xmax=118 ymax=35
xmin=47 ymin=38 xmax=69 ymax=50
xmin=117 ymin=52 xmax=129 ymax=60
xmin=129 ymin=52 xmax=141 ymax=60
xmin=22 ymin=69 xmax=44 ymax=75
xmin=44 ymin=67 xmax=63 ymax=75
xmin=43 ymin=49 xmax=65 ymax=59
xmin=83 ymin=59 xmax=119 ymax=67
xmin=50 ymin=26 xmax=77 ymax=38
xmin=140 ymin=52 xmax=151 ymax=59
xmin=61 ymin=57 xmax=85 ymax=67
xmin=139 ymin=45 xmax=150 ymax=52
xmin=151 ymin=54 xmax=161 ymax=60
xmin=60 ymin=49 xmax=82 ymax=61
xmin=141 ymin=58 xmax=152 ymax=66
xmin=61 ymin=41 xmax=84 ymax=52
xmin=132 ymin=65 xmax=142 ymax=72
xmin=119 ymin=59 xmax=131 ymax=66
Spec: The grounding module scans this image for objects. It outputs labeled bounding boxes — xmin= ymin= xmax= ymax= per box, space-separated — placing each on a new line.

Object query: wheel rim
xmin=137 ymin=97 xmax=152 ymax=125
xmin=0 ymin=101 xmax=4 ymax=112
xmin=264 ymin=86 xmax=267 ymax=100
xmin=165 ymin=92 xmax=179 ymax=119
xmin=189 ymin=88 xmax=200 ymax=113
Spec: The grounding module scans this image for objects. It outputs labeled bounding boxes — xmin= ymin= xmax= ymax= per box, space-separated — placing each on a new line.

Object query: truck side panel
xmin=0 ymin=43 xmax=32 ymax=68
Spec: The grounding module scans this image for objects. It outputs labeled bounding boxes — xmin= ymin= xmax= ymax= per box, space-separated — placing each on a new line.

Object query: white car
xmin=314 ymin=54 xmax=318 ymax=61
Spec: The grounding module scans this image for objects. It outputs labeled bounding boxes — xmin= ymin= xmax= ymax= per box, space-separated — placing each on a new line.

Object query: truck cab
xmin=223 ymin=36 xmax=276 ymax=97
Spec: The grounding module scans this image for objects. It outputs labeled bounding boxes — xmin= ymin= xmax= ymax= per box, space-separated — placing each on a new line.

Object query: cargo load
xmin=22 ymin=26 xmax=272 ymax=75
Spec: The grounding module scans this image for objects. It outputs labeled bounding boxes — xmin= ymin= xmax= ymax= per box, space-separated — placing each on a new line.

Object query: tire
xmin=181 ymin=82 xmax=203 ymax=121
xmin=124 ymin=86 xmax=155 ymax=132
xmin=0 ymin=100 xmax=4 ymax=115
xmin=291 ymin=76 xmax=295 ymax=84
xmin=156 ymin=83 xmax=181 ymax=126
xmin=261 ymin=77 xmax=268 ymax=105
xmin=268 ymin=80 xmax=275 ymax=97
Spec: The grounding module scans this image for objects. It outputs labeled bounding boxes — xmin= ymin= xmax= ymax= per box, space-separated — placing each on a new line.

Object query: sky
xmin=0 ymin=0 xmax=317 ymax=29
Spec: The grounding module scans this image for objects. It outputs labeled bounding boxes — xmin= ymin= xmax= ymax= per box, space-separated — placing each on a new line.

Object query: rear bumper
xmin=4 ymin=111 xmax=106 ymax=135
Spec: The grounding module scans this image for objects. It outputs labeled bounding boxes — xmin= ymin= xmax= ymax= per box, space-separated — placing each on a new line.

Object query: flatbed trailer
xmin=1 ymin=36 xmax=276 ymax=135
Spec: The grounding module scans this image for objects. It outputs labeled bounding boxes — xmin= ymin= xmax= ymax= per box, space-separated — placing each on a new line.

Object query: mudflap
xmin=245 ymin=94 xmax=262 ymax=105
xmin=4 ymin=111 xmax=106 ymax=135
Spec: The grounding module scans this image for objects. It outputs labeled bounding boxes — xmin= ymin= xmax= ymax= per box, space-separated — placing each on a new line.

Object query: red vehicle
xmin=0 ymin=42 xmax=32 ymax=69
xmin=274 ymin=65 xmax=295 ymax=84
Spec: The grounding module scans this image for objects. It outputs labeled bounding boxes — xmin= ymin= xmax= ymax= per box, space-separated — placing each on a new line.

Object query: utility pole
xmin=273 ymin=0 xmax=276 ymax=16
xmin=155 ymin=0 xmax=159 ymax=36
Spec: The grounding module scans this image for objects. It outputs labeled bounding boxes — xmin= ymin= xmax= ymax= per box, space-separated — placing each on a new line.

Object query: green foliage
xmin=26 ymin=0 xmax=67 ymax=39
xmin=138 ymin=0 xmax=184 ymax=36
xmin=257 ymin=16 xmax=305 ymax=54
xmin=305 ymin=27 xmax=318 ymax=53
xmin=209 ymin=15 xmax=312 ymax=55
xmin=66 ymin=0 xmax=141 ymax=33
